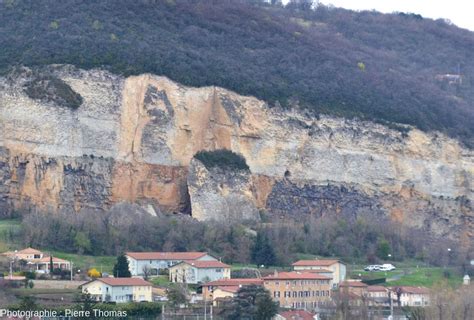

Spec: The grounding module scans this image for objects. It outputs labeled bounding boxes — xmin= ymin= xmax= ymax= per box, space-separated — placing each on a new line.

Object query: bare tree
xmin=142 ymin=265 xmax=153 ymax=280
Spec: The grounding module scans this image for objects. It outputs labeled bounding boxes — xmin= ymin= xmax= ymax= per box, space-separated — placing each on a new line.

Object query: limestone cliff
xmin=187 ymin=158 xmax=259 ymax=222
xmin=0 ymin=65 xmax=472 ymax=241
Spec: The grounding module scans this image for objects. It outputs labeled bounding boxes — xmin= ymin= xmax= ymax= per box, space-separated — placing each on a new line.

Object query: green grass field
xmin=150 ymin=275 xmax=171 ymax=287
xmin=0 ymin=219 xmax=22 ymax=252
xmin=387 ymin=267 xmax=462 ymax=287
xmin=350 ymin=266 xmax=462 ymax=288
xmin=49 ymin=251 xmax=116 ymax=274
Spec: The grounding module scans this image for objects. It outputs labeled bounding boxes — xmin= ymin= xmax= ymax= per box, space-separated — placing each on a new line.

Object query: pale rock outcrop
xmin=187 ymin=158 xmax=260 ymax=222
xmin=0 ymin=65 xmax=472 ymax=241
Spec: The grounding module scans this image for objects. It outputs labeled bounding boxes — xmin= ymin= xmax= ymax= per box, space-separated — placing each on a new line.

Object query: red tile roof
xmin=391 ymin=286 xmax=429 ymax=294
xmin=367 ymin=285 xmax=388 ymax=292
xmin=95 ymin=277 xmax=152 ymax=287
xmin=215 ymin=285 xmax=240 ymax=293
xmin=126 ymin=252 xmax=208 ymax=261
xmin=340 ymin=281 xmax=368 ymax=288
xmin=177 ymin=260 xmax=230 ymax=269
xmin=292 ymin=259 xmax=341 ymax=267
xmin=278 ymin=310 xmax=316 ymax=320
xmin=18 ymin=247 xmax=43 ymax=255
xmin=204 ymin=278 xmax=264 ymax=287
xmin=33 ymin=256 xmax=70 ymax=263
xmin=264 ymin=271 xmax=332 ymax=281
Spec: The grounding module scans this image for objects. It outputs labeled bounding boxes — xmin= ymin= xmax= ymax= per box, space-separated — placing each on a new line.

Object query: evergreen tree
xmin=251 ymin=232 xmax=277 ymax=267
xmin=222 ymin=285 xmax=278 ymax=320
xmin=49 ymin=255 xmax=53 ymax=274
xmin=113 ymin=254 xmax=131 ymax=278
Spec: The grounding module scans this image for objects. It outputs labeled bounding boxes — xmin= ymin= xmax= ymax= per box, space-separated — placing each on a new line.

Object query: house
xmin=169 ymin=260 xmax=231 ymax=284
xmin=263 ymin=271 xmax=332 ymax=310
xmin=81 ymin=277 xmax=153 ymax=303
xmin=390 ymin=286 xmax=430 ymax=307
xmin=338 ymin=280 xmax=368 ymax=296
xmin=275 ymin=310 xmax=319 ymax=320
xmin=304 ymin=269 xmax=334 ymax=279
xmin=210 ymin=286 xmax=240 ymax=306
xmin=126 ymin=251 xmax=217 ymax=276
xmin=2 ymin=247 xmax=44 ymax=261
xmin=366 ymin=285 xmax=389 ymax=306
xmin=292 ymin=259 xmax=346 ymax=287
xmin=29 ymin=256 xmax=71 ymax=273
xmin=2 ymin=248 xmax=70 ymax=272
xmin=202 ymin=278 xmax=264 ymax=302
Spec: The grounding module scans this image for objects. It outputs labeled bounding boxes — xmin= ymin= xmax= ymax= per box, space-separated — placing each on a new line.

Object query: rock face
xmin=187 ymin=158 xmax=260 ymax=222
xmin=0 ymin=65 xmax=472 ymax=241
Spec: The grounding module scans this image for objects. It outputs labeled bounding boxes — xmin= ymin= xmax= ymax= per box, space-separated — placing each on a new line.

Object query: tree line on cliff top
xmin=0 ymin=0 xmax=473 ymax=147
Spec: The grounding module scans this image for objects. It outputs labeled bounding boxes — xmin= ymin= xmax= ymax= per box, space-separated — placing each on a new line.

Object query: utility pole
xmin=70 ymin=261 xmax=74 ymax=281
xmin=9 ymin=259 xmax=13 ymax=279
xmin=388 ymin=290 xmax=393 ymax=320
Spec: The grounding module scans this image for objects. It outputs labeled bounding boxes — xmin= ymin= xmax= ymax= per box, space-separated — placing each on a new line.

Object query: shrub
xmin=24 ymin=75 xmax=83 ymax=109
xmin=194 ymin=149 xmax=249 ymax=171
xmin=20 ymin=271 xmax=36 ymax=280
xmin=87 ymin=268 xmax=101 ymax=278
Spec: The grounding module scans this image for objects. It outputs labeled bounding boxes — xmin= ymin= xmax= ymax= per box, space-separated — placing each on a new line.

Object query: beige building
xmin=2 ymin=248 xmax=70 ymax=272
xmin=2 ymin=247 xmax=43 ymax=261
xmin=169 ymin=260 xmax=230 ymax=284
xmin=31 ymin=256 xmax=71 ymax=272
xmin=366 ymin=285 xmax=389 ymax=306
xmin=263 ymin=271 xmax=332 ymax=310
xmin=292 ymin=259 xmax=346 ymax=287
xmin=81 ymin=277 xmax=153 ymax=303
xmin=390 ymin=286 xmax=430 ymax=307
xmin=202 ymin=278 xmax=264 ymax=302
xmin=339 ymin=280 xmax=368 ymax=296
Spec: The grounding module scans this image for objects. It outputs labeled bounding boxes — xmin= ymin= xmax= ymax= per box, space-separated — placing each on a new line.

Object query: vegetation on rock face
xmin=194 ymin=149 xmax=250 ymax=171
xmin=0 ymin=0 xmax=473 ymax=146
xmin=24 ymin=75 xmax=83 ymax=109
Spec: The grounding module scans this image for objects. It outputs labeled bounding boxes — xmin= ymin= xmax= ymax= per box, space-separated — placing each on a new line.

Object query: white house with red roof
xmin=292 ymin=259 xmax=346 ymax=287
xmin=81 ymin=277 xmax=153 ymax=303
xmin=169 ymin=260 xmax=231 ymax=284
xmin=125 ymin=251 xmax=217 ymax=276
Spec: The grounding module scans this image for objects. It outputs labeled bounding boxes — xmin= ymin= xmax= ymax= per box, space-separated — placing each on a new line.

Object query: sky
xmin=293 ymin=0 xmax=474 ymax=31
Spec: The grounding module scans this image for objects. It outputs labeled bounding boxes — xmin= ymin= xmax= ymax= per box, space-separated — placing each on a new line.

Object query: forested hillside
xmin=1 ymin=0 xmax=473 ymax=146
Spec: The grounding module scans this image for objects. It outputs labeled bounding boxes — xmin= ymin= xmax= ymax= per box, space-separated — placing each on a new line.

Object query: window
xmin=216 ymin=269 xmax=222 ymax=272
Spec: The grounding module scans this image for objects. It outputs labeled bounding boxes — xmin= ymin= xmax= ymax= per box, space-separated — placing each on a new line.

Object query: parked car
xmin=379 ymin=264 xmax=396 ymax=271
xmin=364 ymin=265 xmax=381 ymax=271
